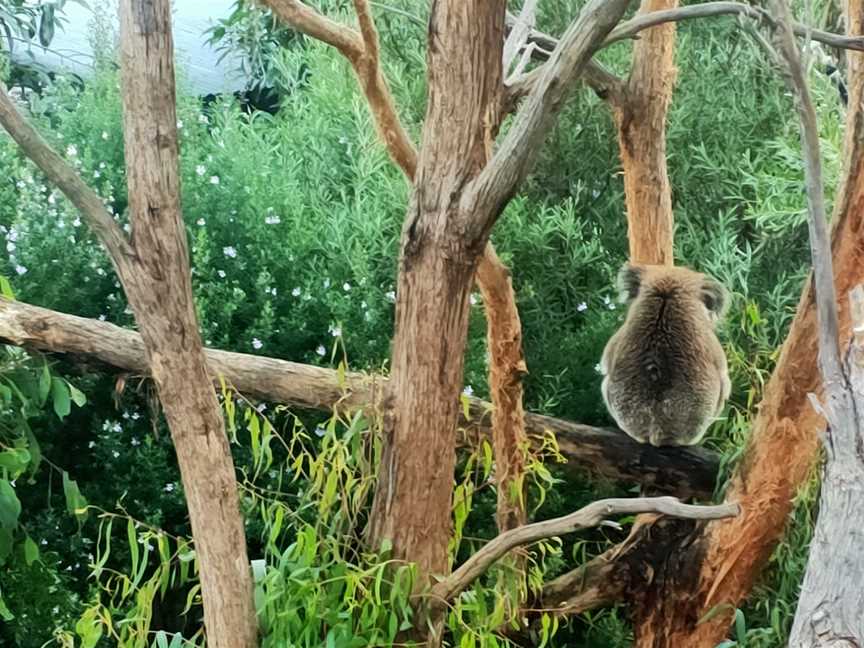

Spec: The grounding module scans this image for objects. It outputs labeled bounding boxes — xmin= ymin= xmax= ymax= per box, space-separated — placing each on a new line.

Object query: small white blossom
xmin=210 ymin=175 xmax=220 ymax=185
xmin=223 ymin=246 xmax=237 ymax=258
xmin=264 ymin=215 xmax=281 ymax=225
xmin=14 ymin=265 xmax=27 ymax=275
xmin=329 ymin=325 xmax=341 ymax=337
xmin=6 ymin=242 xmax=15 ymax=252
xmin=88 ymin=440 xmax=96 ymax=448
xmin=15 ymin=180 xmax=25 ymax=189
xmin=93 ymin=170 xmax=101 ymax=178
xmin=217 ymin=270 xmax=226 ymax=279
xmin=112 ymin=422 xmax=122 ymax=432
xmin=594 ymin=363 xmax=603 ymax=374
xmin=292 ymin=287 xmax=301 ymax=297
xmin=198 ymin=114 xmax=209 ymax=124
xmin=164 ymin=483 xmax=175 ymax=492
xmin=316 ymin=345 xmax=326 ymax=357
xmin=462 ymin=385 xmax=474 ymax=397
xmin=176 ymin=119 xmax=184 ymax=129
xmin=323 ymin=278 xmax=330 ymax=289
xmin=99 ymin=162 xmax=106 ymax=169
xmin=196 ymin=165 xmax=206 ymax=176
xmin=196 ymin=218 xmax=206 ymax=226
xmin=98 ymin=315 xmax=106 ymax=321
xmin=252 ymin=338 xmax=263 ymax=350
xmin=343 ymin=282 xmax=351 ymax=291
xmin=48 ymin=193 xmax=56 ymax=205
xmin=112 ymin=450 xmax=120 ymax=458
xmin=314 ymin=425 xmax=326 ymax=437
xmin=360 ymin=301 xmax=367 ymax=310
xmin=577 ymin=302 xmax=588 ymax=312
xmin=66 ymin=144 xmax=78 ymax=157
xmin=101 ymin=131 xmax=109 ymax=140
xmin=131 ymin=412 xmax=140 ymax=420
xmin=470 ymin=293 xmax=479 ymax=306
xmin=385 ymin=290 xmax=396 ymax=302
xmin=131 ymin=437 xmax=140 ymax=446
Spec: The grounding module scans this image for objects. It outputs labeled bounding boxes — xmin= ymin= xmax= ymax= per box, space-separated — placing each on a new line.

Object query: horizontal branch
xmin=261 ymin=0 xmax=363 ymax=58
xmin=0 ymin=298 xmax=722 ymax=498
xmin=429 ymin=497 xmax=739 ymax=603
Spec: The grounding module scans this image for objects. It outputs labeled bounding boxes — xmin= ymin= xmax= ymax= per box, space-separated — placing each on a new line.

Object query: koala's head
xmin=616 ymin=263 xmax=729 ymax=325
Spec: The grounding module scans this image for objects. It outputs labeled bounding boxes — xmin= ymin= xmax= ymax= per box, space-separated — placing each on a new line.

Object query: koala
xmin=600 ymin=263 xmax=731 ymax=447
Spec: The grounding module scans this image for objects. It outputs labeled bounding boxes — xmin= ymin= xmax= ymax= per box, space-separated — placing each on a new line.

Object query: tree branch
xmin=259 ymin=0 xmax=418 ymax=179
xmin=465 ymin=0 xmax=634 ymax=242
xmin=428 ymin=497 xmax=739 ymax=604
xmin=0 ymin=297 xmax=722 ymax=498
xmin=0 ymin=84 xmax=134 ymax=270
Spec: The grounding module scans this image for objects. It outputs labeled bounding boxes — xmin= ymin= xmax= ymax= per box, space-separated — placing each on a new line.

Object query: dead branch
xmin=0 ymin=297 xmax=722 ymax=498
xmin=429 ymin=497 xmax=739 ymax=604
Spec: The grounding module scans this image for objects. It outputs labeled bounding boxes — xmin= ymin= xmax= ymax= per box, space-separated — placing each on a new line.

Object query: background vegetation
xmin=0 ymin=0 xmax=843 ymax=645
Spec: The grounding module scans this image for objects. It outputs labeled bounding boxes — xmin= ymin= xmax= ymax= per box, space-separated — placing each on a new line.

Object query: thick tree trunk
xmin=115 ymin=3 xmax=256 ymax=646
xmin=632 ymin=5 xmax=864 ymax=645
xmin=365 ymin=1 xmax=507 ymax=582
xmin=613 ymin=0 xmax=679 ymax=266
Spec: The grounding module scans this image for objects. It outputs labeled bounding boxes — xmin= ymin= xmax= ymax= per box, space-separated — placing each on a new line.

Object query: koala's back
xmin=605 ymin=283 xmax=724 ymax=446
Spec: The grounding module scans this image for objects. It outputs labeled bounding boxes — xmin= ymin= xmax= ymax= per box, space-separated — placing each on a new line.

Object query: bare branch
xmin=259 ymin=0 xmax=418 ymax=179
xmin=503 ymin=0 xmax=538 ymax=75
xmin=769 ymin=0 xmax=844 ymax=385
xmin=605 ymin=2 xmax=864 ymax=51
xmin=260 ymin=0 xmax=363 ymax=58
xmin=429 ymin=497 xmax=739 ymax=603
xmin=465 ymin=0 xmax=634 ymax=241
xmin=0 ymin=84 xmax=134 ymax=270
xmin=0 ymin=297 xmax=722 ymax=498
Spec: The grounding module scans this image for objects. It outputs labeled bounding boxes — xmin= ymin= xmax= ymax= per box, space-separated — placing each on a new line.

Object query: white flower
xmin=164 ymin=483 xmax=175 ymax=492
xmin=14 ymin=265 xmax=27 ymax=275
xmin=360 ymin=301 xmax=367 ymax=309
xmin=343 ymin=282 xmax=351 ymax=291
xmin=264 ymin=215 xmax=281 ymax=225
xmin=252 ymin=338 xmax=263 ymax=350
xmin=99 ymin=162 xmax=106 ymax=169
xmin=93 ymin=170 xmax=101 ymax=178
xmin=196 ymin=165 xmax=206 ymax=176
xmin=198 ymin=114 xmax=209 ymax=124
xmin=462 ymin=385 xmax=474 ymax=397
xmin=314 ymin=425 xmax=326 ymax=437
xmin=470 ymin=293 xmax=479 ymax=306
xmin=594 ymin=363 xmax=603 ymax=374
xmin=577 ymin=302 xmax=588 ymax=312
xmin=88 ymin=440 xmax=96 ymax=448
xmin=101 ymin=131 xmax=109 ymax=140
xmin=323 ymin=278 xmax=330 ymax=289
xmin=210 ymin=175 xmax=220 ymax=185
xmin=223 ymin=246 xmax=237 ymax=258
xmin=196 ymin=218 xmax=206 ymax=226
xmin=385 ymin=290 xmax=396 ymax=302
xmin=316 ymin=345 xmax=326 ymax=357
xmin=292 ymin=287 xmax=301 ymax=297
xmin=131 ymin=437 xmax=140 ymax=446
xmin=6 ymin=242 xmax=15 ymax=252
xmin=98 ymin=314 xmax=106 ymax=321
xmin=217 ymin=270 xmax=226 ymax=279
xmin=112 ymin=450 xmax=120 ymax=458
xmin=112 ymin=422 xmax=122 ymax=432
xmin=66 ymin=144 xmax=78 ymax=157
xmin=72 ymin=217 xmax=81 ymax=227
xmin=131 ymin=412 xmax=140 ymax=420
xmin=329 ymin=324 xmax=341 ymax=337
xmin=7 ymin=229 xmax=18 ymax=242
xmin=176 ymin=119 xmax=184 ymax=129
xmin=48 ymin=194 xmax=56 ymax=205
xmin=15 ymin=180 xmax=25 ymax=189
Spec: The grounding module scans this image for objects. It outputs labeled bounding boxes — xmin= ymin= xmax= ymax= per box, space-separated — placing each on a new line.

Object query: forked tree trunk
xmin=613 ymin=0 xmax=679 ymax=266
xmin=632 ymin=4 xmax=864 ymax=644
xmin=366 ymin=1 xmax=507 ymax=581
xmin=115 ymin=4 xmax=257 ymax=646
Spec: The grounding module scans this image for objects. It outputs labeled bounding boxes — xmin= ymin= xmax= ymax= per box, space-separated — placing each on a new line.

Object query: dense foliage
xmin=0 ymin=0 xmax=845 ymax=646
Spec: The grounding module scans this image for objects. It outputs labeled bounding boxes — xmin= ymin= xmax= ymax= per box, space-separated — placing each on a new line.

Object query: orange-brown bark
xmin=633 ymin=4 xmax=864 ymax=645
xmin=614 ymin=0 xmax=679 ymax=266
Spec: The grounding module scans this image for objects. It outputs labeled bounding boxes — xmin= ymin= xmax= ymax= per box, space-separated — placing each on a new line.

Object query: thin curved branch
xmin=428 ymin=497 xmax=739 ymax=603
xmin=260 ymin=0 xmax=363 ymax=58
xmin=0 ymin=83 xmax=134 ymax=271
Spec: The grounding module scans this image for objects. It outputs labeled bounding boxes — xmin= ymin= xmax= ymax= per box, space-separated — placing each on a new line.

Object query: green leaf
xmin=51 ymin=377 xmax=71 ymax=419
xmin=0 ymin=590 xmax=13 ymax=622
xmin=68 ymin=382 xmax=87 ymax=407
xmin=23 ymin=534 xmax=38 ymax=565
xmin=0 ymin=480 xmax=21 ymax=530
xmin=38 ymin=5 xmax=55 ymax=46
xmin=0 ymin=448 xmax=30 ymax=475
xmin=0 ymin=275 xmax=15 ymax=299
xmin=38 ymin=364 xmax=51 ymax=405
xmin=62 ymin=471 xmax=88 ymax=523
xmin=0 ymin=527 xmax=13 ymax=563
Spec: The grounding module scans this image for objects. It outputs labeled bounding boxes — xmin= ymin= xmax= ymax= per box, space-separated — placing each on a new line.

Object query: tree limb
xmin=0 ymin=297 xmax=722 ymax=498
xmin=260 ymin=0 xmax=363 ymax=58
xmin=428 ymin=497 xmax=739 ymax=604
xmin=465 ymin=0 xmax=634 ymax=243
xmin=0 ymin=84 xmax=134 ymax=270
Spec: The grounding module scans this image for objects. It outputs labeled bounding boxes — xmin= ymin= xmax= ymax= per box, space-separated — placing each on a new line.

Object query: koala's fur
xmin=600 ymin=263 xmax=731 ymax=447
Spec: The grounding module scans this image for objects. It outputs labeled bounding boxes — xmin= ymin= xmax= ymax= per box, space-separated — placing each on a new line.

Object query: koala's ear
xmin=617 ymin=263 xmax=643 ymax=302
xmin=701 ymin=277 xmax=729 ymax=320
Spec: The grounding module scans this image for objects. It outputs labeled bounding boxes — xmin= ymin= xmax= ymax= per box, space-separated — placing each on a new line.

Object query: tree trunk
xmin=788 ymin=288 xmax=864 ymax=646
xmin=632 ymin=4 xmax=864 ymax=644
xmin=613 ymin=0 xmax=679 ymax=266
xmin=365 ymin=0 xmax=507 ymax=585
xmin=116 ymin=2 xmax=256 ymax=646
